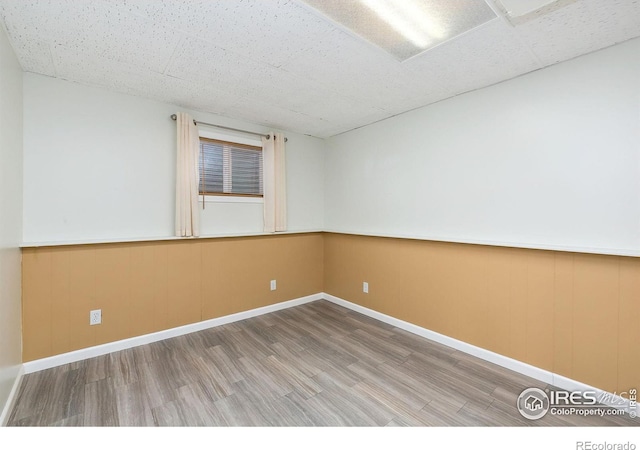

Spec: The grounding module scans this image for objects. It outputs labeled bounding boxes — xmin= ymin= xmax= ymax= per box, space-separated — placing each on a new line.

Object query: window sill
xmin=199 ymin=195 xmax=263 ymax=204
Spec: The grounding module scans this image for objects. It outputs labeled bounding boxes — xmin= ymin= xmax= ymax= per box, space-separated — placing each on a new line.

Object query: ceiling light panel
xmin=299 ymin=0 xmax=497 ymax=61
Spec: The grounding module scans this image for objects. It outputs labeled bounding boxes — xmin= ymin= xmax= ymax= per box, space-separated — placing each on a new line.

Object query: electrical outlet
xmin=270 ymin=280 xmax=277 ymax=291
xmin=363 ymin=282 xmax=369 ymax=293
xmin=90 ymin=309 xmax=102 ymax=325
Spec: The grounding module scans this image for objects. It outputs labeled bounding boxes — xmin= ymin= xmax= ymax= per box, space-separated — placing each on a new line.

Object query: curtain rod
xmin=170 ymin=114 xmax=287 ymax=142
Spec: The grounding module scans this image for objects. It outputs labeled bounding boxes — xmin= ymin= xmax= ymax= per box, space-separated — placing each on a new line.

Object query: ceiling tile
xmin=0 ymin=0 xmax=181 ymax=73
xmin=511 ymin=0 xmax=640 ymax=66
xmin=120 ymin=0 xmax=336 ymax=67
xmin=1 ymin=0 xmax=639 ymax=137
xmin=51 ymin=44 xmax=238 ymax=114
xmin=165 ymin=37 xmax=250 ymax=90
xmin=400 ymin=18 xmax=542 ymax=98
xmin=224 ymin=98 xmax=329 ymax=135
xmin=281 ymin=28 xmax=412 ymax=104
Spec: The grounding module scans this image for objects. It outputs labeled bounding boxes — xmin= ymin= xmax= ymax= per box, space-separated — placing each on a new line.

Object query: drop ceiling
xmin=0 ymin=0 xmax=638 ymax=138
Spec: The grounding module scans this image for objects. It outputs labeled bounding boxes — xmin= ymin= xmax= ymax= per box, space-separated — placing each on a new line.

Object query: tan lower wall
xmin=21 ymin=233 xmax=324 ymax=362
xmin=323 ymin=233 xmax=639 ymax=395
xmin=21 ymin=231 xmax=639 ymax=396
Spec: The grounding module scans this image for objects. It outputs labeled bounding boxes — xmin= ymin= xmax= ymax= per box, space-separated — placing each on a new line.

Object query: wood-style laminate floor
xmin=7 ymin=301 xmax=639 ymax=426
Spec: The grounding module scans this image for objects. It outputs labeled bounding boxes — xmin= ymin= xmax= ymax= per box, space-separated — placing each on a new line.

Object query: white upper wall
xmin=0 ymin=24 xmax=23 ymax=421
xmin=325 ymin=38 xmax=640 ymax=255
xmin=21 ymin=37 xmax=640 ymax=253
xmin=22 ymin=74 xmax=324 ymax=243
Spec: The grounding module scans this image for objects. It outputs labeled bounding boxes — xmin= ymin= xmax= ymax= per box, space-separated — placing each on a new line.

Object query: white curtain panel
xmin=262 ymin=132 xmax=287 ymax=232
xmin=175 ymin=112 xmax=200 ymax=237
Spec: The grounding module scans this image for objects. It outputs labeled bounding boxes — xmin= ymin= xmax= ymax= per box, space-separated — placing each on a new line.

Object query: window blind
xmin=199 ymin=138 xmax=263 ymax=196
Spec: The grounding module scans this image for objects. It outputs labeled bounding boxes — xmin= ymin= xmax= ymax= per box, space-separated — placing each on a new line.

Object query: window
xmin=199 ymin=137 xmax=263 ymax=197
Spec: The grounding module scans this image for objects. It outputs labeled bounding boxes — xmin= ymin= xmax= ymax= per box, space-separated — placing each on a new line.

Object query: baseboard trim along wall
xmin=22 ymin=293 xmax=323 ymax=374
xmin=322 ymin=293 xmax=634 ymax=413
xmin=0 ymin=365 xmax=25 ymax=426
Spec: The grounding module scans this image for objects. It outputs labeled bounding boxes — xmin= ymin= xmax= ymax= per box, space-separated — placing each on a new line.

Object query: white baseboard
xmin=322 ymin=293 xmax=634 ymax=413
xmin=23 ymin=293 xmax=323 ymax=374
xmin=1 ymin=365 xmax=24 ymax=426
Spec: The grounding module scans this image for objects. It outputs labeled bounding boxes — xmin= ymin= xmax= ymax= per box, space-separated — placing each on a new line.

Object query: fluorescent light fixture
xmin=360 ymin=0 xmax=440 ymax=48
xmin=300 ymin=0 xmax=497 ymax=61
